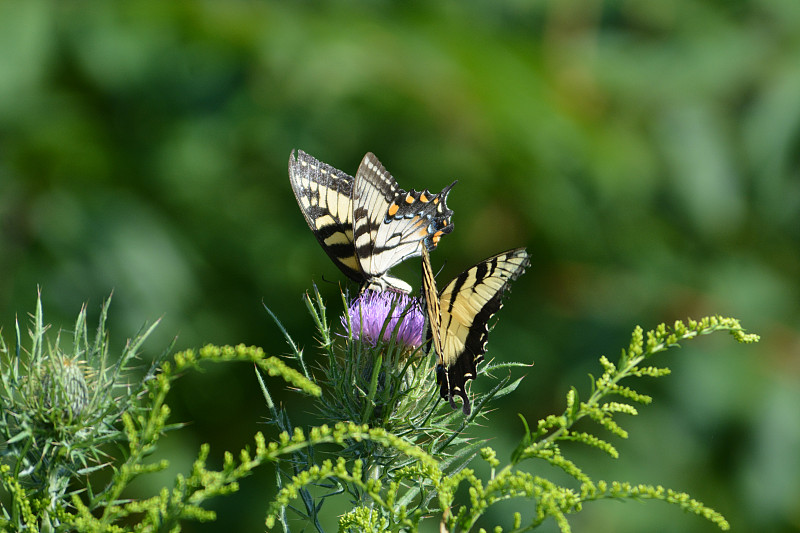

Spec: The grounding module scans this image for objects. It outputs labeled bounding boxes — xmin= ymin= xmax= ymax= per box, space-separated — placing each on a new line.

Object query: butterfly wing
xmin=435 ymin=248 xmax=531 ymax=414
xmin=353 ymin=153 xmax=455 ymax=291
xmin=288 ymin=150 xmax=366 ymax=283
xmin=420 ymin=248 xmax=444 ymax=357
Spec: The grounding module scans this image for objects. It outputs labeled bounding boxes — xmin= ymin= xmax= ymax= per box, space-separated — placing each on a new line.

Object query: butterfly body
xmin=422 ymin=247 xmax=530 ymax=414
xmin=290 ymin=150 xmax=455 ymax=293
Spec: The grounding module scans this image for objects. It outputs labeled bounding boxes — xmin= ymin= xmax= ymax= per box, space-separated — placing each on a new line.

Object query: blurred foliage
xmin=0 ymin=0 xmax=798 ymax=531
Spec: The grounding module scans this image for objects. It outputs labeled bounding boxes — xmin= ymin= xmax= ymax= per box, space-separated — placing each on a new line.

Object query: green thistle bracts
xmin=39 ymin=357 xmax=90 ymax=420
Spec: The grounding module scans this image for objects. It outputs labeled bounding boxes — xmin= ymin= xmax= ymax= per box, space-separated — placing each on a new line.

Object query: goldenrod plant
xmin=0 ymin=289 xmax=758 ymax=532
xmin=261 ymin=288 xmax=759 ymax=532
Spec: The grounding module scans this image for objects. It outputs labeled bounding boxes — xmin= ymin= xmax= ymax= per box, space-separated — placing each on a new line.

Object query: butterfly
xmin=421 ymin=247 xmax=530 ymax=414
xmin=289 ymin=150 xmax=456 ymax=293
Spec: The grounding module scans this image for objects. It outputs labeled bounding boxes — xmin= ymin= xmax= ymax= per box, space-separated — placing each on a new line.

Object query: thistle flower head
xmin=40 ymin=355 xmax=90 ymax=420
xmin=320 ymin=288 xmax=430 ymax=433
xmin=341 ymin=290 xmax=424 ymax=350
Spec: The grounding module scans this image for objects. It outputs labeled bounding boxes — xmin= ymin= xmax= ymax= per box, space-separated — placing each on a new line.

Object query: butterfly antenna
xmin=319 ymin=274 xmax=339 ymax=288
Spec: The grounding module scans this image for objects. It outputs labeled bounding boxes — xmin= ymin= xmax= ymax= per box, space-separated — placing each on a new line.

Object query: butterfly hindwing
xmin=422 ymin=248 xmax=530 ymax=414
xmin=351 ymin=152 xmax=456 ymax=291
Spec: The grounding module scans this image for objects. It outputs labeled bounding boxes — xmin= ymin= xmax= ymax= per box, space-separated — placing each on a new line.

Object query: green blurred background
xmin=1 ymin=1 xmax=798 ymax=531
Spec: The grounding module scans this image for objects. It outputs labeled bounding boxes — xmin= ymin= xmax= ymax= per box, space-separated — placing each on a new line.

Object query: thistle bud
xmin=41 ymin=357 xmax=89 ymax=419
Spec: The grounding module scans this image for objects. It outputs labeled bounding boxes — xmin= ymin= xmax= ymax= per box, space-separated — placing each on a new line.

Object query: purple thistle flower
xmin=342 ymin=290 xmax=424 ymax=349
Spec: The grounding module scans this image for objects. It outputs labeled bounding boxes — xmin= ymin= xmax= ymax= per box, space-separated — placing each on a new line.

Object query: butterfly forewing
xmin=428 ymin=248 xmax=531 ymax=414
xmin=289 ymin=150 xmax=364 ymax=282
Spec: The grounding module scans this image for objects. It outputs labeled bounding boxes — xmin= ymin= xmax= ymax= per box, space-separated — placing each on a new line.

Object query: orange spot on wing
xmin=388 ymin=203 xmax=399 ymax=217
xmin=405 ymin=193 xmax=414 ymax=204
xmin=420 ymin=193 xmax=429 ymax=202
